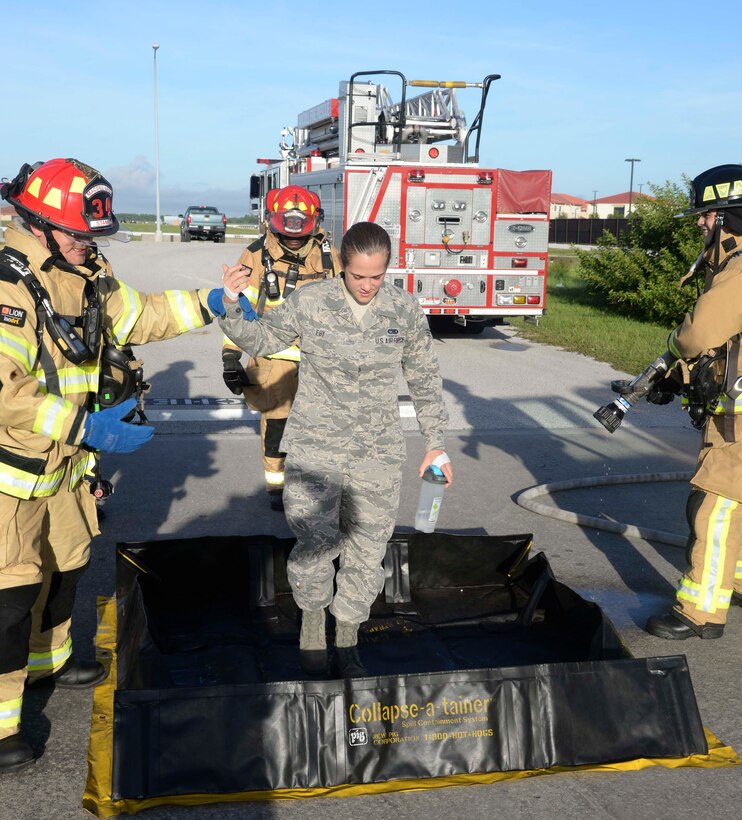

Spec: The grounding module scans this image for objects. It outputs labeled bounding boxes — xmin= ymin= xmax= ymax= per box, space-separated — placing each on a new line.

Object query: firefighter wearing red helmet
xmin=644 ymin=164 xmax=742 ymax=640
xmin=0 ymin=158 xmax=231 ymax=773
xmin=221 ymin=185 xmax=340 ymax=511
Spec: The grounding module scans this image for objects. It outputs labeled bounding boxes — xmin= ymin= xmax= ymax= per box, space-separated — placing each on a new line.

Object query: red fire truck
xmin=249 ymin=70 xmax=552 ymax=333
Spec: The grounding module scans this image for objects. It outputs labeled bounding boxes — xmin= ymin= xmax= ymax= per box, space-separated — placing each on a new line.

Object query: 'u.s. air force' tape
xmin=432 ymin=452 xmax=451 ymax=468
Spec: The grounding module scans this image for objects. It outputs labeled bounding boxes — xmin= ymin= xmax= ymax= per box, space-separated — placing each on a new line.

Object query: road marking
xmin=145 ymin=397 xmax=416 ymax=421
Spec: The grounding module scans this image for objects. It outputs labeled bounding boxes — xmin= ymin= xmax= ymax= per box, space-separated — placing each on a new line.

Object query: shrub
xmin=576 ymin=181 xmax=701 ymax=325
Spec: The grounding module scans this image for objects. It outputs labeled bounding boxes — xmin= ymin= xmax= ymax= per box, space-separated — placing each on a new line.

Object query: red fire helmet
xmin=1 ymin=158 xmax=119 ymax=237
xmin=266 ymin=185 xmax=320 ymax=238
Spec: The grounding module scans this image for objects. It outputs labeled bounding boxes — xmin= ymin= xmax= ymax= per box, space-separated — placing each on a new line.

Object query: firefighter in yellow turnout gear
xmin=0 ymin=158 xmax=231 ymax=773
xmin=645 ymin=164 xmax=742 ymax=640
xmin=221 ymin=186 xmax=340 ymax=511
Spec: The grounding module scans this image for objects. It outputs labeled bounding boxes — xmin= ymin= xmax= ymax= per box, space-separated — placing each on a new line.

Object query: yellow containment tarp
xmin=83 ymin=596 xmax=742 ymax=818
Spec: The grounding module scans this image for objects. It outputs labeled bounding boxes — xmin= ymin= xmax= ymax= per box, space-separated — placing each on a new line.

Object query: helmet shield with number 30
xmin=1 ymin=157 xmax=119 ymax=238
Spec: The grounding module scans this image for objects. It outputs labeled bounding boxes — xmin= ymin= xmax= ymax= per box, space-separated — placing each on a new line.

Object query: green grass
xmin=509 ymin=252 xmax=672 ymax=375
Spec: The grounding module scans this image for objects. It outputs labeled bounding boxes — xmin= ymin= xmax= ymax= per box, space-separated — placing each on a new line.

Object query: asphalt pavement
xmin=2 ymin=242 xmax=740 ymax=819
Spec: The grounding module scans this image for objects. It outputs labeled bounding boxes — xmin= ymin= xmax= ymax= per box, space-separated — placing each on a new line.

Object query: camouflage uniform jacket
xmin=219 ymin=277 xmax=447 ymax=467
xmin=222 ymin=229 xmax=340 ymax=362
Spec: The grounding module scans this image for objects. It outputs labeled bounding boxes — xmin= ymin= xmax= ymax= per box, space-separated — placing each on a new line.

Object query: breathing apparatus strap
xmin=320 ymin=237 xmax=335 ymax=278
xmin=0 ymin=248 xmax=62 ymax=395
xmin=723 ymin=336 xmax=741 ymax=443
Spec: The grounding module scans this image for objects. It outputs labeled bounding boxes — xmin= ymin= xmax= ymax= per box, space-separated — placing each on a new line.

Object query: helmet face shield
xmin=266 ymin=185 xmax=320 ymax=238
xmin=271 ymin=208 xmax=311 ymax=236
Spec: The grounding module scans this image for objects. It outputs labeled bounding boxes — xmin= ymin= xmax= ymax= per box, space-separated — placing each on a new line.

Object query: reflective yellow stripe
xmin=0 ymin=697 xmax=22 ymax=729
xmin=31 ymin=465 xmax=67 ymax=497
xmin=668 ymin=334 xmax=682 ymax=360
xmin=35 ymin=363 xmax=99 ymax=397
xmin=27 ymin=636 xmax=72 ymax=671
xmin=165 ymin=290 xmax=203 ymax=332
xmin=693 ymin=496 xmax=737 ymax=614
xmin=69 ymin=452 xmax=94 ymax=490
xmin=267 ymin=346 xmax=301 ymax=362
xmin=0 ymin=463 xmax=39 ymax=499
xmin=0 ymin=327 xmax=35 ymax=371
xmin=111 ymin=283 xmax=142 ymax=344
xmin=33 ymin=393 xmax=74 ymax=440
xmin=0 ymin=460 xmax=66 ymax=500
xmin=244 ymin=285 xmax=260 ymax=304
xmin=711 ymin=393 xmax=742 ymax=414
xmin=265 ymin=470 xmax=284 ymax=486
xmin=735 ymin=561 xmax=742 ymax=580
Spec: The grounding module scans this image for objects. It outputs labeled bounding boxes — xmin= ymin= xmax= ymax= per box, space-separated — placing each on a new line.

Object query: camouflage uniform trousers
xmin=283 ymin=454 xmax=402 ymax=624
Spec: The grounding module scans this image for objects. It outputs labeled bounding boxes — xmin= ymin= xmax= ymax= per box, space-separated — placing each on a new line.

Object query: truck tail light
xmin=222 ymin=215 xmax=227 ymax=226
xmin=527 ymin=295 xmax=540 ymax=305
xmin=408 ymin=169 xmax=425 ymax=182
xmin=186 ymin=214 xmax=191 ymax=224
xmin=512 ymin=258 xmax=528 ymax=268
xmin=477 ymin=171 xmax=494 ymax=185
xmin=428 ymin=147 xmax=440 ymax=159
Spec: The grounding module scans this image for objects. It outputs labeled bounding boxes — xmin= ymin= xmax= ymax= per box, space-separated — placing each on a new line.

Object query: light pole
xmin=625 ymin=158 xmax=641 ymax=215
xmin=592 ymin=189 xmax=598 ymax=216
xmin=153 ymin=43 xmax=162 ymax=242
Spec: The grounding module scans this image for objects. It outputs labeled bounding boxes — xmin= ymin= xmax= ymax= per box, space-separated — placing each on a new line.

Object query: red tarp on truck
xmin=497 ymin=169 xmax=552 ymax=214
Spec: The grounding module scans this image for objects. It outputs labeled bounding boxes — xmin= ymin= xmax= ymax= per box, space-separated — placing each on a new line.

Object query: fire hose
xmin=515 ymin=471 xmax=693 ymax=548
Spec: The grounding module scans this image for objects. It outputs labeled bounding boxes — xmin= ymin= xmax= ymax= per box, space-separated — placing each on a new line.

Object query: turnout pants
xmin=0 ymin=473 xmax=99 ymax=740
xmin=674 ymin=487 xmax=742 ymax=626
xmin=283 ymin=456 xmax=402 ymax=624
xmin=241 ymin=356 xmax=299 ymax=495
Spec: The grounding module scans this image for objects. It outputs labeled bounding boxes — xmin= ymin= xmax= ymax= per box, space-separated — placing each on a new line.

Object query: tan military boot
xmin=299 ymin=609 xmax=328 ymax=677
xmin=334 ymin=621 xmax=368 ymax=678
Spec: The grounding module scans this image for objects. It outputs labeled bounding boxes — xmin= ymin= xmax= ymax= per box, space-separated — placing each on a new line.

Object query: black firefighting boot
xmin=645 ymin=611 xmax=724 ymax=640
xmin=333 ymin=622 xmax=368 ymax=679
xmin=299 ymin=609 xmax=328 ymax=677
xmin=30 ymin=656 xmax=107 ymax=689
xmin=0 ymin=735 xmax=35 ymax=774
xmin=269 ymin=490 xmax=284 ymax=513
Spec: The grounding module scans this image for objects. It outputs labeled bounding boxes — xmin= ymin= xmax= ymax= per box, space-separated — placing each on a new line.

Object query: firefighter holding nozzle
xmin=217 ymin=221 xmax=452 ymax=678
xmin=598 ymin=165 xmax=742 ymax=640
xmin=0 ymin=158 xmax=234 ymax=773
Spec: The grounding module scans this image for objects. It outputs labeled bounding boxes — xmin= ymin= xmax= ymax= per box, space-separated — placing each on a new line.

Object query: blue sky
xmin=2 ymin=1 xmax=740 ymax=215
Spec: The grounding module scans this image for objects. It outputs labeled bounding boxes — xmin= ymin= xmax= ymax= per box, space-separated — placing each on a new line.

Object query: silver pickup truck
xmin=180 ymin=205 xmax=227 ymax=243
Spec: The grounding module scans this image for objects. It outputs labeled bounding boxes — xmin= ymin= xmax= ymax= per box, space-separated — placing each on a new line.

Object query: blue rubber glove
xmin=238 ymin=293 xmax=257 ymax=321
xmin=207 ymin=288 xmax=226 ymax=317
xmin=82 ymin=398 xmax=154 ymax=453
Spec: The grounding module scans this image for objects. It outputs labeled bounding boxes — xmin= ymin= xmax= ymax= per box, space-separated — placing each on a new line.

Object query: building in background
xmin=550 ymin=193 xmax=590 ymax=220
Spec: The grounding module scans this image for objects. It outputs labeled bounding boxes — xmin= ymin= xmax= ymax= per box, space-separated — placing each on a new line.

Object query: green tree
xmin=577 ymin=180 xmax=702 ymax=326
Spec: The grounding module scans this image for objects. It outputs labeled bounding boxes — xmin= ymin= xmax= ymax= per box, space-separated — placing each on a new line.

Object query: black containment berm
xmin=85 ymin=531 xmax=717 ymax=814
